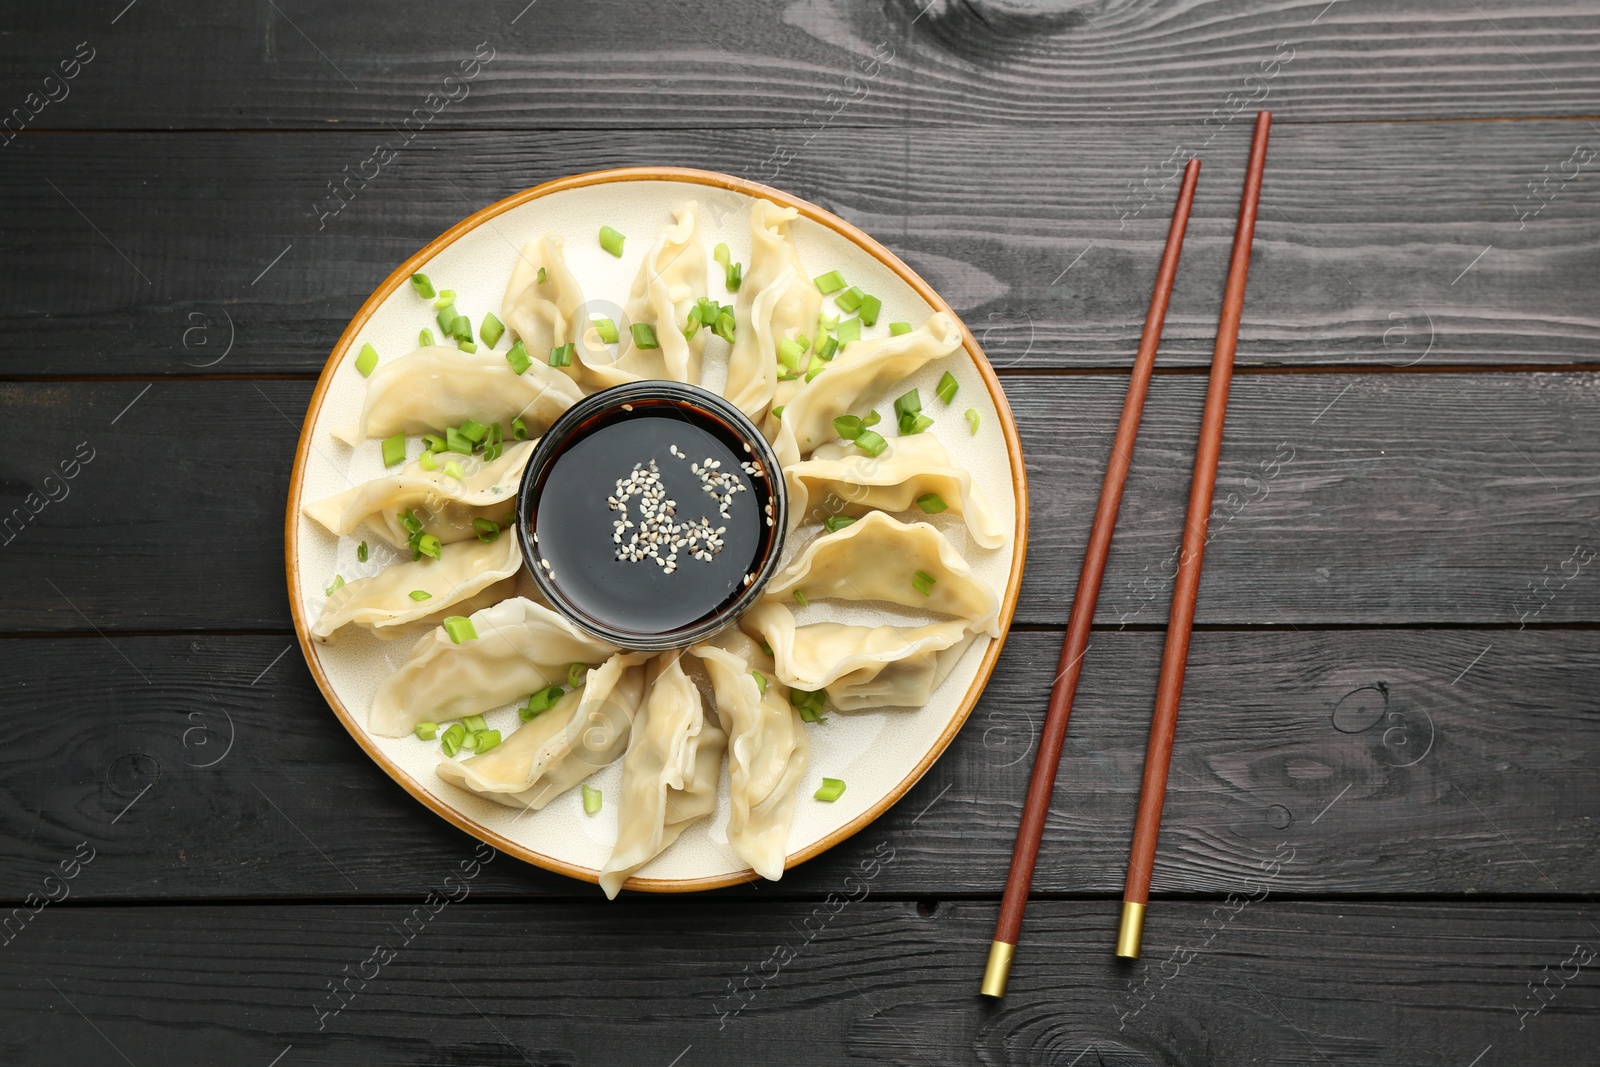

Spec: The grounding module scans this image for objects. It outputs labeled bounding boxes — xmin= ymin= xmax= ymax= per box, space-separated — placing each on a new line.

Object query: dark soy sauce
xmin=531 ymin=404 xmax=777 ymax=638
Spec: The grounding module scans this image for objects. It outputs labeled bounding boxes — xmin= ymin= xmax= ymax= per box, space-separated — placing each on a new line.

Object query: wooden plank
xmin=3 ymin=372 xmax=1597 ymax=632
xmin=2 ymin=628 xmax=1593 ymax=902
xmin=4 ymin=1 xmax=1600 ymax=128
xmin=2 ymin=899 xmax=1594 ymax=1064
xmin=2 ymin=121 xmax=1596 ymax=377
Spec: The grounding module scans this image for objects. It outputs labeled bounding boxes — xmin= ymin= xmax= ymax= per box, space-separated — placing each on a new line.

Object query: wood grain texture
xmin=2 ymin=628 xmax=1593 ymax=902
xmin=3 ymin=0 xmax=1600 ymax=129
xmin=3 ymin=899 xmax=1595 ymax=1065
xmin=2 ymin=120 xmax=1597 ymax=376
xmin=4 ymin=372 xmax=1597 ymax=632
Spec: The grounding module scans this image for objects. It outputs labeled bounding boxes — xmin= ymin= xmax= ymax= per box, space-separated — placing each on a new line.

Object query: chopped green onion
xmin=381 ymin=433 xmax=407 ymax=468
xmin=859 ymin=294 xmax=882 ymax=326
xmin=936 ymin=371 xmax=959 ymax=405
xmin=695 ymin=298 xmax=721 ymax=325
xmin=790 ymin=687 xmax=827 ymax=722
xmin=630 ymin=322 xmax=659 ymax=349
xmin=479 ymin=312 xmax=505 ymax=348
xmin=473 ymin=517 xmax=501 ymax=543
xmin=548 ymin=342 xmax=574 ymax=367
xmin=760 ymin=639 xmax=774 ymax=656
xmin=771 ymin=406 xmax=784 ymax=420
xmin=854 ymin=429 xmax=888 ymax=457
xmin=712 ymin=312 xmax=736 ymax=344
xmin=432 ymin=289 xmax=457 ymax=309
xmin=355 ymin=343 xmax=379 ymax=378
xmin=443 ymin=460 xmax=466 ymax=482
xmin=777 ymin=337 xmax=807 ymax=371
xmin=817 ymin=336 xmax=839 ymax=362
xmin=582 ymin=784 xmax=602 ymax=814
xmin=442 ymin=615 xmax=477 ymax=643
xmin=818 ymin=312 xmax=839 ymax=335
xmin=436 ymin=305 xmax=461 ymax=336
xmin=834 ymin=286 xmax=865 ymax=313
xmin=902 ymin=413 xmax=934 ymax=435
xmin=833 ymin=415 xmax=864 ymax=440
xmin=414 ymin=721 xmax=439 ymax=741
xmin=440 ymin=723 xmax=465 ymax=757
xmin=451 ymin=315 xmax=474 ymax=343
xmin=793 ymin=590 xmax=809 ymax=607
xmin=506 ymin=340 xmax=532 ymax=374
xmin=461 ymin=714 xmax=487 ymax=733
xmin=724 ymin=261 xmax=743 ymax=291
xmin=409 ymin=590 xmax=432 ymax=601
xmin=325 ymin=574 xmax=345 ymax=596
xmin=965 ymin=408 xmax=981 ymax=434
xmin=536 ymin=267 xmax=547 ymax=284
xmin=511 ymin=417 xmax=528 ymax=440
xmin=457 ymin=340 xmax=478 ymax=354
xmin=776 ymin=371 xmax=798 ymax=381
xmin=683 ymin=315 xmax=702 ymax=341
xmin=835 ymin=317 xmax=861 ymax=343
xmin=399 ymin=510 xmax=424 ymax=536
xmin=473 ymin=729 xmax=501 ymax=753
xmin=912 ymin=569 xmax=937 ymax=596
xmin=599 ymin=225 xmax=626 ymax=257
xmin=814 ymin=777 xmax=846 ymax=802
xmin=862 ymin=410 xmax=881 ymax=428
xmin=498 ymin=512 xmax=515 ymax=528
xmin=568 ymin=662 xmax=587 ymax=688
xmin=889 ymin=321 xmax=913 ymax=336
xmin=916 ymin=493 xmax=949 ymax=514
xmin=458 ymin=419 xmax=490 ymax=445
xmin=814 ymin=271 xmax=847 ymax=294
xmin=592 ymin=316 xmax=619 ymax=344
xmin=483 ymin=422 xmax=503 ymax=463
xmin=752 ymin=670 xmax=768 ymax=696
xmin=521 ymin=684 xmax=564 ymax=720
xmin=419 ymin=328 xmax=436 ymax=348
xmin=418 ymin=450 xmax=438 ymax=471
xmin=894 ymin=389 xmax=922 ymax=421
xmin=714 ymin=243 xmax=731 ymax=266
xmin=410 ymin=273 xmax=436 ymax=299
xmin=356 ymin=540 xmax=369 ymax=563
xmin=824 ymin=516 xmax=857 ymax=533
xmin=460 ymin=729 xmax=478 ymax=752
xmin=422 ymin=432 xmax=448 ymax=453
xmin=445 ymin=426 xmax=474 ymax=456
xmin=805 ymin=354 xmax=827 ymax=382
xmin=414 ymin=532 xmax=441 ymax=561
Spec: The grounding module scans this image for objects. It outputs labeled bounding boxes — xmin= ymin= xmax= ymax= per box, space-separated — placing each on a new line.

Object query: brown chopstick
xmin=979 ymin=158 xmax=1202 ymax=999
xmin=1116 ymin=110 xmax=1272 ymax=960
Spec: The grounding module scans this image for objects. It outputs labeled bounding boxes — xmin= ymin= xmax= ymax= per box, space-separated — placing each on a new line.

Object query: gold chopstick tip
xmin=1115 ymin=901 xmax=1146 ymax=959
xmin=979 ymin=940 xmax=1015 ymax=998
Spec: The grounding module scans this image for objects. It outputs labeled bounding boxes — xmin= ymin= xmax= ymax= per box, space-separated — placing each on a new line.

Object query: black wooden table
xmin=4 ymin=2 xmax=1598 ymax=1063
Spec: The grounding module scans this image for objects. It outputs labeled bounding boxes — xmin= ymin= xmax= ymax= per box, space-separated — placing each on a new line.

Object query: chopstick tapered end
xmin=1114 ymin=901 xmax=1146 ymax=959
xmin=979 ymin=940 xmax=1015 ymax=998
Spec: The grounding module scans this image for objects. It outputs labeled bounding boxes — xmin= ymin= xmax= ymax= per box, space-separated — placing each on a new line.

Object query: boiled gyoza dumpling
xmin=766 ymin=313 xmax=963 ymax=467
xmin=435 ymin=651 xmax=651 ymax=809
xmin=597 ymin=201 xmax=707 ymax=387
xmin=724 ymin=199 xmax=822 ymax=420
xmin=689 ymin=630 xmax=809 ymax=881
xmin=599 ymin=652 xmax=728 ymax=899
xmin=312 ymin=533 xmax=521 ymax=641
xmin=369 ymin=597 xmax=618 ymax=736
xmin=764 ymin=512 xmax=1001 ymax=637
xmin=783 ymin=433 xmax=1006 ymax=550
xmin=333 ymin=345 xmax=582 ymax=445
xmin=500 ymin=234 xmax=617 ymax=392
xmin=742 ymin=601 xmax=976 ymax=712
xmin=302 ymin=440 xmax=533 ymax=548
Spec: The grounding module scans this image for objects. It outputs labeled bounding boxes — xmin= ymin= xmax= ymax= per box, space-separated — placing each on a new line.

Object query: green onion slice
xmin=833 ymin=415 xmax=864 ymax=440
xmin=324 ymin=574 xmax=345 ymax=596
xmin=419 ymin=328 xmax=436 ymax=348
xmin=440 ymin=723 xmax=465 ymax=757
xmin=357 ymin=540 xmax=369 ymax=563
xmin=511 ymin=417 xmax=528 ymax=440
xmin=790 ymin=687 xmax=828 ymax=723
xmin=901 ymin=413 xmax=934 ymax=436
xmin=793 ymin=590 xmax=809 ymax=607
xmin=418 ymin=450 xmax=438 ymax=471
xmin=712 ymin=312 xmax=736 ymax=344
xmin=409 ymin=589 xmax=432 ymax=601
xmin=568 ymin=662 xmax=587 ymax=688
xmin=592 ymin=316 xmax=619 ymax=344
xmin=817 ymin=336 xmax=839 ymax=362
xmin=506 ymin=340 xmax=532 ymax=375
xmin=445 ymin=426 xmax=474 ymax=456
xmin=457 ymin=340 xmax=478 ymax=354
xmin=422 ymin=432 xmax=448 ymax=453
xmin=714 ymin=243 xmax=731 ymax=266
xmin=473 ymin=729 xmax=501 ymax=753
xmin=381 ymin=433 xmax=407 ymax=468
xmin=862 ymin=410 xmax=881 ymax=428
xmin=916 ymin=492 xmax=949 ymax=514
xmin=853 ymin=429 xmax=887 ymax=457
xmin=599 ymin=225 xmax=626 ymax=257
xmin=414 ymin=533 xmax=442 ymax=562
xmin=912 ymin=569 xmax=937 ymax=596
xmin=834 ymin=286 xmax=865 ymax=313
xmin=582 ymin=784 xmax=602 ymax=814
xmin=752 ymin=670 xmax=768 ymax=696
xmin=414 ymin=721 xmax=439 ymax=741
xmin=813 ymin=270 xmax=847 ymax=294
xmin=548 ymin=342 xmax=574 ymax=367
xmin=824 ymin=516 xmax=857 ymax=533
xmin=965 ymin=408 xmax=981 ymax=435
xmin=630 ymin=322 xmax=659 ymax=349
xmin=461 ymin=714 xmax=487 ymax=733
xmin=473 ymin=517 xmax=501 ymax=543
xmin=432 ymin=289 xmax=457 ymax=309
xmin=410 ymin=273 xmax=436 ymax=299
xmin=521 ymin=684 xmax=565 ymax=720
xmin=771 ymin=406 xmax=784 ymax=420
xmin=442 ymin=615 xmax=476 ymax=643
xmin=814 ymin=777 xmax=846 ymax=802
xmin=459 ymin=419 xmax=490 ymax=444
xmin=859 ymin=294 xmax=882 ymax=326
xmin=776 ymin=337 xmax=806 ymax=371
xmin=805 ymin=354 xmax=826 ymax=382
xmin=889 ymin=321 xmax=913 ymax=336
xmin=399 ymin=510 xmax=424 ymax=536
xmin=479 ymin=313 xmax=505 ymax=348
xmin=355 ymin=343 xmax=379 ymax=378
xmin=536 ymin=266 xmax=547 ymax=284
xmin=443 ymin=460 xmax=466 ymax=482
xmin=835 ymin=317 xmax=861 ymax=343
xmin=936 ymin=371 xmax=959 ymax=405
xmin=894 ymin=389 xmax=923 ymax=420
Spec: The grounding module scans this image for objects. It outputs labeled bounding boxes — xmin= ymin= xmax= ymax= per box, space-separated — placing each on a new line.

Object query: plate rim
xmin=283 ymin=166 xmax=1031 ymax=892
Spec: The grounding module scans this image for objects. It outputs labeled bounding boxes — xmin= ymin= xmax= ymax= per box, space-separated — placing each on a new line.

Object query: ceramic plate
xmin=285 ymin=168 xmax=1029 ymax=892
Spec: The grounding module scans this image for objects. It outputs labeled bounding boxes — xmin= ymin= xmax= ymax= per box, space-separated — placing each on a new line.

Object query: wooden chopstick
xmin=1115 ymin=110 xmax=1273 ymax=960
xmin=980 ymin=158 xmax=1202 ymax=999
